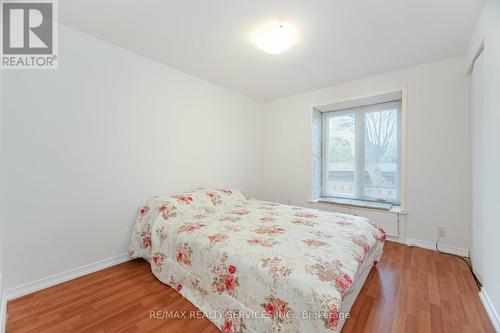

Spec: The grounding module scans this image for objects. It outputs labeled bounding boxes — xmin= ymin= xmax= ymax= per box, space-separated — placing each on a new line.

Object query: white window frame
xmin=316 ymin=91 xmax=406 ymax=207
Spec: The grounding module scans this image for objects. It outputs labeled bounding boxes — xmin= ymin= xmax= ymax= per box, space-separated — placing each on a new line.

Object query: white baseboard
xmin=386 ymin=235 xmax=405 ymax=244
xmin=4 ymin=253 xmax=130 ymax=302
xmin=1 ymin=253 xmax=130 ymax=331
xmin=0 ymin=253 xmax=131 ymax=333
xmin=480 ymin=288 xmax=500 ymax=332
xmin=405 ymin=238 xmax=469 ymax=257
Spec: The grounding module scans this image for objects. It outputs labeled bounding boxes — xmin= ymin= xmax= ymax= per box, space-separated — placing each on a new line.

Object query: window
xmin=321 ymin=99 xmax=401 ymax=204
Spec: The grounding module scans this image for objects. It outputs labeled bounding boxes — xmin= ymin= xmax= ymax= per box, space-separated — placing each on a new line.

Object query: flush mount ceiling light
xmin=255 ymin=22 xmax=297 ymax=55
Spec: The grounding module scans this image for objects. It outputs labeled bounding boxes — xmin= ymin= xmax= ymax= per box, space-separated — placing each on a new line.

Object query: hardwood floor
xmin=6 ymin=241 xmax=495 ymax=333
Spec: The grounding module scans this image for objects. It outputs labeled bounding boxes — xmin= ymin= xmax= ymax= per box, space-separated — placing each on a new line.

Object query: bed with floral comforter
xmin=129 ymin=188 xmax=386 ymax=333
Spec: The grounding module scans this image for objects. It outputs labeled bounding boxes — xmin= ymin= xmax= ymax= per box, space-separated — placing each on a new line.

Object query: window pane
xmin=326 ymin=114 xmax=355 ymax=196
xmin=364 ymin=108 xmax=399 ymax=201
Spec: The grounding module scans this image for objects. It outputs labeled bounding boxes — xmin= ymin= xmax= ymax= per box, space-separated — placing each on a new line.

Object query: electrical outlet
xmin=438 ymin=227 xmax=446 ymax=238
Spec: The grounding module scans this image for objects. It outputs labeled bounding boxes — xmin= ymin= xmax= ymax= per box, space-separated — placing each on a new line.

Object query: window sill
xmin=310 ymin=197 xmax=406 ymax=214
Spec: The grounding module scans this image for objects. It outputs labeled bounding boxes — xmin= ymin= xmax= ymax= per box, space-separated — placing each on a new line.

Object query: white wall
xmin=0 ymin=68 xmax=4 ymax=324
xmin=1 ymin=25 xmax=264 ymax=290
xmin=261 ymin=56 xmax=471 ymax=250
xmin=467 ymin=0 xmax=500 ymax=327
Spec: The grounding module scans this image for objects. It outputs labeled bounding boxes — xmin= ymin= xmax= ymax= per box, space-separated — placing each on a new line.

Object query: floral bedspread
xmin=129 ymin=189 xmax=385 ymax=333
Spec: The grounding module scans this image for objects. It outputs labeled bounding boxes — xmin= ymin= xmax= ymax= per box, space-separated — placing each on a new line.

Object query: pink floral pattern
xmin=176 ymin=223 xmax=206 ymax=233
xmin=254 ymin=225 xmax=286 ymax=236
xmin=152 ymin=252 xmax=167 ymax=268
xmin=325 ymin=305 xmax=340 ymax=329
xmin=247 ymin=238 xmax=278 ymax=248
xmin=230 ymin=209 xmax=251 ymax=216
xmin=291 ymin=218 xmax=316 ymax=227
xmin=140 ymin=225 xmax=152 ymax=250
xmin=351 ymin=235 xmax=370 ymax=254
xmin=221 ymin=310 xmax=246 ymax=333
xmin=217 ymin=189 xmax=233 ymax=195
xmin=176 ymin=243 xmax=193 ymax=266
xmin=303 ymin=239 xmax=327 ymax=248
xmin=207 ymin=192 xmax=222 ymax=206
xmin=259 ymin=216 xmax=275 ymax=222
xmin=261 ymin=296 xmax=295 ymax=327
xmin=172 ymin=194 xmax=194 ymax=204
xmin=306 ymin=260 xmax=353 ymax=295
xmin=294 ymin=211 xmax=317 ymax=218
xmin=155 ymin=225 xmax=168 ymax=241
xmin=220 ymin=216 xmax=241 ymax=223
xmin=261 ymin=257 xmax=292 ymax=278
xmin=159 ymin=203 xmax=177 ymax=220
xmin=139 ymin=206 xmax=149 ymax=217
xmin=207 ymin=233 xmax=229 ymax=247
xmin=129 ymin=188 xmax=385 ymax=333
xmin=211 ymin=254 xmax=239 ymax=296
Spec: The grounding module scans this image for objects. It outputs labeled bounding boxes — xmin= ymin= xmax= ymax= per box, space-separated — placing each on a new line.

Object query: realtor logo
xmin=1 ymin=0 xmax=58 ymax=69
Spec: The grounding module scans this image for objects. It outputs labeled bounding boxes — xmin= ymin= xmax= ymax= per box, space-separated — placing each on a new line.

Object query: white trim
xmin=3 ymin=253 xmax=130 ymax=302
xmin=405 ymin=238 xmax=469 ymax=257
xmin=309 ymin=198 xmax=407 ymax=215
xmin=1 ymin=290 xmax=6 ymax=333
xmin=386 ymin=235 xmax=405 ymax=244
xmin=321 ymin=110 xmax=330 ymax=198
xmin=315 ymin=91 xmax=402 ymax=112
xmin=399 ymin=87 xmax=408 ymax=212
xmin=312 ymin=88 xmax=408 ymax=211
xmin=354 ymin=110 xmax=365 ymax=198
xmin=479 ymin=288 xmax=500 ymax=332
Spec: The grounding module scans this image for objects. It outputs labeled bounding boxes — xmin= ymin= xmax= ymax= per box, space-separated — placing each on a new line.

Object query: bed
xmin=129 ymin=188 xmax=385 ymax=333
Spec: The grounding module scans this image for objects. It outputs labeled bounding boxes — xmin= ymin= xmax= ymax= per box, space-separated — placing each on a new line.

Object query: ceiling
xmin=60 ymin=0 xmax=484 ymax=101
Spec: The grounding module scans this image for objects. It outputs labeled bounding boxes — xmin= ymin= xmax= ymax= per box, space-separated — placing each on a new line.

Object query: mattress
xmin=129 ymin=188 xmax=385 ymax=333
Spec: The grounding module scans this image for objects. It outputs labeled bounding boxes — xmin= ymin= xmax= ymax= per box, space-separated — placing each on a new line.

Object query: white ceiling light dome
xmin=255 ymin=22 xmax=297 ymax=55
